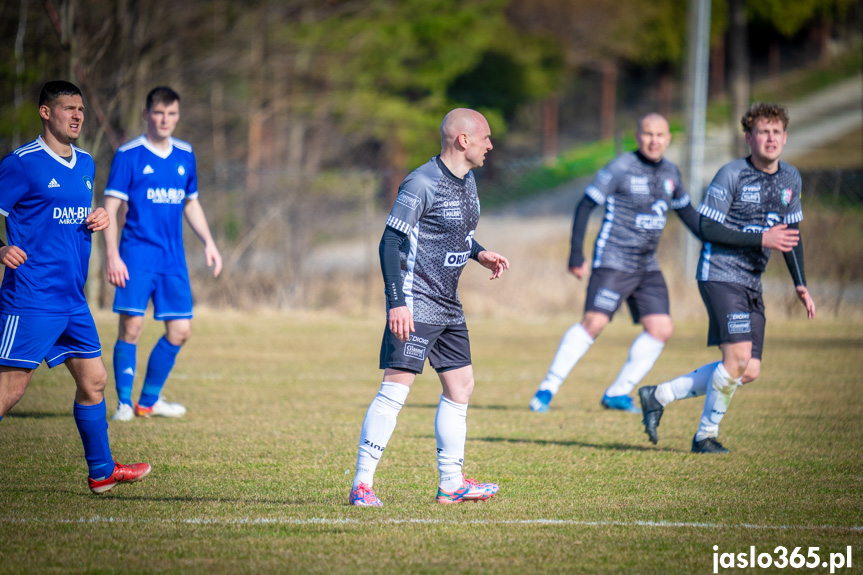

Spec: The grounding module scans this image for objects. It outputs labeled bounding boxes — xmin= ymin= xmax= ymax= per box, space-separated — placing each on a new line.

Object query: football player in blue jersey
xmin=102 ymin=87 xmax=222 ymax=421
xmin=349 ymin=109 xmax=509 ymax=507
xmin=638 ymin=103 xmax=816 ymax=453
xmin=529 ymin=114 xmax=701 ymax=414
xmin=0 ymin=80 xmax=151 ymax=493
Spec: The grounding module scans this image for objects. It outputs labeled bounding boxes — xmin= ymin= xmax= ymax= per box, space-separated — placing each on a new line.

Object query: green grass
xmin=1 ymin=311 xmax=861 ymax=574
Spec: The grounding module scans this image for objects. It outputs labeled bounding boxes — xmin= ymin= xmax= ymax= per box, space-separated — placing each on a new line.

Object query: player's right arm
xmin=103 ymin=196 xmax=129 ymax=287
xmin=568 ymin=161 xmax=616 ymax=278
xmin=0 ymin=154 xmax=30 ymax=269
xmin=380 ymin=226 xmax=413 ymax=342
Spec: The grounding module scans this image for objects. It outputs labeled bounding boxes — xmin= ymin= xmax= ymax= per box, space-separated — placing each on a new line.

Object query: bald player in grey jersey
xmin=349 ymin=109 xmax=509 ymax=507
xmin=529 ymin=114 xmax=701 ymax=414
xmin=639 ymin=102 xmax=816 ymax=454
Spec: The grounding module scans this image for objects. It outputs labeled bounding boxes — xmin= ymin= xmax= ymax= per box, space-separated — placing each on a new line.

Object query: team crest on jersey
xmin=663 ymin=178 xmax=674 ymax=195
xmin=82 ymin=175 xmax=93 ymax=194
xmin=781 ymin=188 xmax=793 ymax=206
xmin=177 ymin=164 xmax=186 ymax=176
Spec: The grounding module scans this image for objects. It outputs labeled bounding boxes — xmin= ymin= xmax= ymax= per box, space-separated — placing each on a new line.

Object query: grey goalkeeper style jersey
xmin=586 ymin=152 xmax=690 ymax=272
xmin=385 ymin=156 xmax=481 ymax=325
xmin=697 ymin=158 xmax=803 ymax=292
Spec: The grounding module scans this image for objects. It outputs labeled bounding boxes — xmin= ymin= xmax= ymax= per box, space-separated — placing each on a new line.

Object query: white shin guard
xmin=695 ymin=363 xmax=742 ymax=442
xmin=435 ymin=395 xmax=468 ymax=492
xmin=353 ymin=382 xmax=410 ymax=489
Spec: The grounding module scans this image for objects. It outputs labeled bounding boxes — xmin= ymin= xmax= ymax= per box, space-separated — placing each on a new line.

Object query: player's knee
xmin=167 ymin=325 xmax=191 ymax=346
xmin=647 ymin=324 xmax=673 ymax=343
xmin=742 ymin=363 xmax=760 ymax=384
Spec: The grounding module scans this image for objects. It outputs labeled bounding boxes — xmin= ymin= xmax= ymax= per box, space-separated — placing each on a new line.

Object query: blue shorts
xmin=0 ymin=312 xmax=102 ymax=369
xmin=113 ymin=269 xmax=193 ymax=320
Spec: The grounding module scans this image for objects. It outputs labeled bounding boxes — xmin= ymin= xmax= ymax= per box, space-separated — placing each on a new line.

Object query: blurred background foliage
xmin=0 ymin=0 xmax=860 ymax=312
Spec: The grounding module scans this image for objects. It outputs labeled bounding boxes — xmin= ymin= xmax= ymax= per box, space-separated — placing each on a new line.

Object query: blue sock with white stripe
xmin=113 ymin=340 xmax=137 ymax=407
xmin=73 ymin=400 xmax=114 ymax=480
xmin=139 ymin=337 xmax=181 ymax=408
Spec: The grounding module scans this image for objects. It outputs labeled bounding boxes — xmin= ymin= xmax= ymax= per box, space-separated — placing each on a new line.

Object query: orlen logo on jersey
xmin=634 ymin=200 xmax=668 ymax=230
xmin=53 ymin=206 xmax=92 ymax=225
xmin=147 ymin=187 xmax=186 ymax=204
xmin=444 ymin=251 xmax=471 ymax=267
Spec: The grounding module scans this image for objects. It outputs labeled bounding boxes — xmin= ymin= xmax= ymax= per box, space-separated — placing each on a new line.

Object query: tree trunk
xmin=599 ymin=59 xmax=617 ymax=140
xmin=658 ymin=68 xmax=673 ymax=119
xmin=768 ymin=41 xmax=780 ymax=78
xmin=709 ymin=37 xmax=725 ymax=98
xmin=542 ymin=96 xmax=558 ymax=166
xmin=728 ymin=0 xmax=749 ymax=158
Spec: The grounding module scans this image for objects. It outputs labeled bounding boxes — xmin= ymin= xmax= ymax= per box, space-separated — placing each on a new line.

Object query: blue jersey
xmin=0 ymin=137 xmax=96 ymax=315
xmin=104 ymin=136 xmax=199 ymax=275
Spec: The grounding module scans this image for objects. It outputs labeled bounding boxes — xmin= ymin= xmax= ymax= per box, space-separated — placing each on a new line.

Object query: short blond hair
xmin=741 ymin=102 xmax=789 ymax=133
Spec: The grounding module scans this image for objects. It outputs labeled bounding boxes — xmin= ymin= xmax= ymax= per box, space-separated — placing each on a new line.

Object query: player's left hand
xmin=796 ymin=285 xmax=815 ymax=319
xmin=477 ymin=250 xmax=509 ymax=280
xmin=205 ymin=243 xmax=223 ymax=278
xmin=86 ymin=207 xmax=110 ymax=232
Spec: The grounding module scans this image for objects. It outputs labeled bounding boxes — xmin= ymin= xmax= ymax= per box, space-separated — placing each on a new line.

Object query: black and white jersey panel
xmin=586 ymin=152 xmax=689 ymax=273
xmin=697 ymin=158 xmax=803 ymax=291
xmin=385 ymin=157 xmax=481 ymax=325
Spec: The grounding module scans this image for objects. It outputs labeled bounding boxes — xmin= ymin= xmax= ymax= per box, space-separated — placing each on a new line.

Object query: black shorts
xmin=698 ymin=281 xmax=765 ymax=360
xmin=379 ymin=321 xmax=471 ymax=374
xmin=584 ymin=268 xmax=670 ymax=324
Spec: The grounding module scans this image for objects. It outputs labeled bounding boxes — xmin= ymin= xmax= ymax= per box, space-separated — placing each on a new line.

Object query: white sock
xmin=654 ymin=361 xmax=718 ymax=407
xmin=435 ymin=395 xmax=468 ymax=492
xmin=353 ymin=382 xmax=410 ymax=489
xmin=537 ymin=323 xmax=594 ymax=395
xmin=694 ymin=363 xmax=742 ymax=442
xmin=604 ymin=332 xmax=665 ymax=397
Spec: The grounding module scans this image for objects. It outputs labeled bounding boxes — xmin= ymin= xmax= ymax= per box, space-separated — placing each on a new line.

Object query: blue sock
xmin=139 ymin=337 xmax=181 ymax=408
xmin=73 ymin=400 xmax=114 ymax=480
xmin=113 ymin=340 xmax=137 ymax=406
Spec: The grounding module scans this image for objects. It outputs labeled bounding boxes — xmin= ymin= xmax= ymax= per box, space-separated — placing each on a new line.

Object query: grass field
xmin=1 ymin=310 xmax=861 ymax=574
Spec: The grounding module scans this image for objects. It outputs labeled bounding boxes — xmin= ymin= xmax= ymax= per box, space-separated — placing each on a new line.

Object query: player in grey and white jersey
xmin=349 ymin=109 xmax=509 ymax=507
xmin=529 ymin=114 xmax=701 ymax=414
xmin=639 ymin=103 xmax=816 ymax=453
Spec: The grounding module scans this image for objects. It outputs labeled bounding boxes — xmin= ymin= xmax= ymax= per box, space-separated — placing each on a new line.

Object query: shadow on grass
xmin=413 ymin=433 xmax=678 ymax=453
xmin=6 ymin=411 xmax=68 ymax=419
xmin=21 ymin=488 xmax=317 ymax=506
xmin=474 ymin=435 xmax=678 ymax=453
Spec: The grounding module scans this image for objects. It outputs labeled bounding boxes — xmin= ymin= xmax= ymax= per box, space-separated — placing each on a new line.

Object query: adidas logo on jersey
xmin=143 ymin=165 xmax=155 ymax=174
xmin=48 ymin=178 xmax=60 ymax=188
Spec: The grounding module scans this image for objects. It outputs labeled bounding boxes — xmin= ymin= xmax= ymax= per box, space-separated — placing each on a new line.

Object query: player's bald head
xmin=637 ymin=113 xmax=669 ymax=134
xmin=440 ymin=108 xmax=488 ymax=150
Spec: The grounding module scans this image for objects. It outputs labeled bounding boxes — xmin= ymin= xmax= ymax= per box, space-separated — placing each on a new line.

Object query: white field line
xmin=2 ymin=516 xmax=861 ymax=532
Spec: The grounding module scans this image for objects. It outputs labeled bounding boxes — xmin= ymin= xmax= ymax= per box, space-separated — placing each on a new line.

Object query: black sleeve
xmin=469 ymin=238 xmax=486 ymax=261
xmin=568 ymin=194 xmax=598 ymax=268
xmin=699 ymin=216 xmax=762 ymax=248
xmin=783 ymin=223 xmax=806 ymax=287
xmin=379 ymin=226 xmax=407 ymax=307
xmin=674 ymin=204 xmax=701 ymax=239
